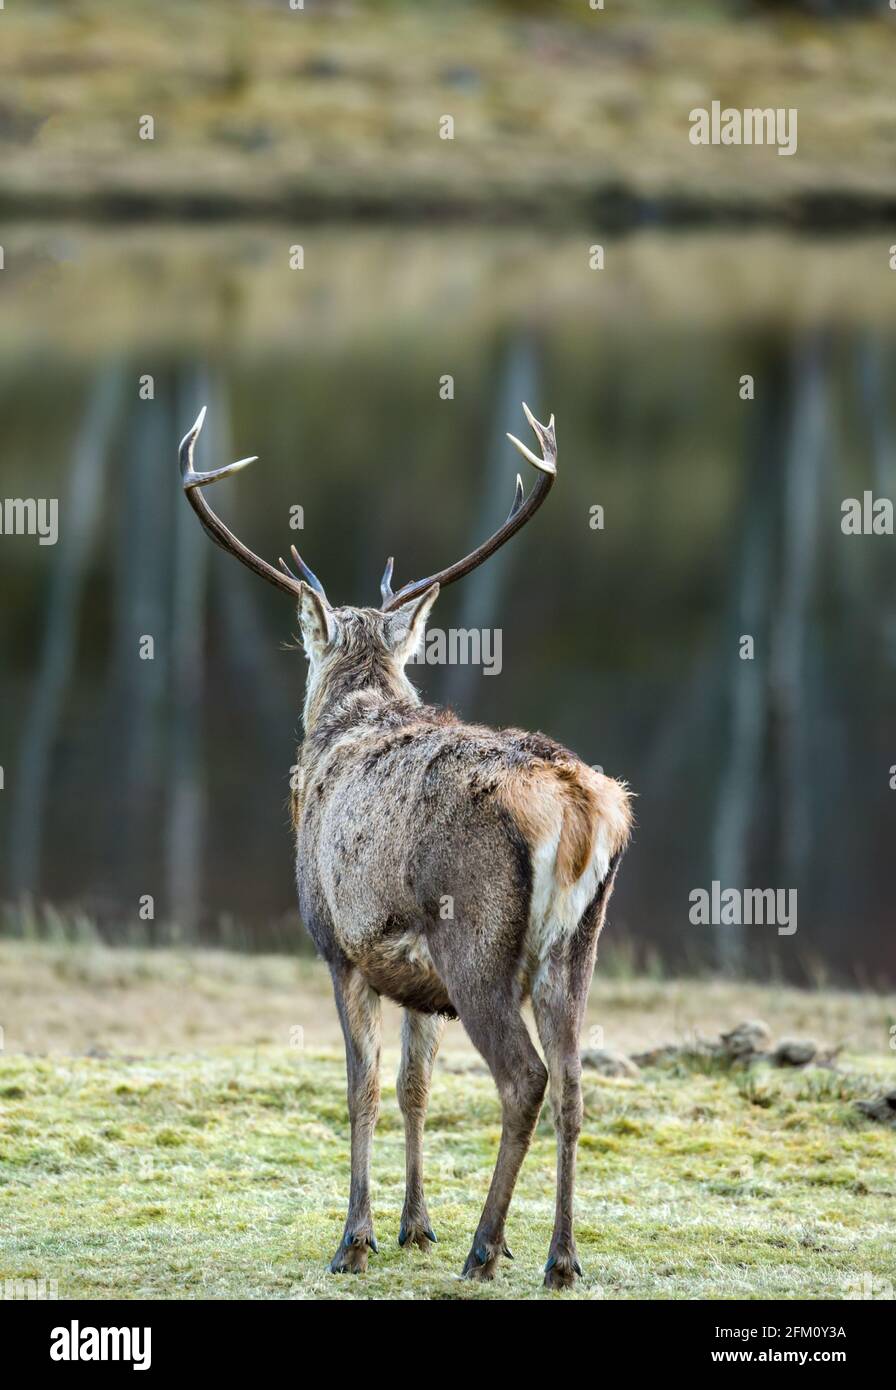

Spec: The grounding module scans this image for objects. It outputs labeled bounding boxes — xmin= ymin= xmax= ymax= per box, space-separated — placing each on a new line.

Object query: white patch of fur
xmin=525 ymin=814 xmax=615 ymax=988
xmin=526 ymin=824 xmax=563 ymax=962
xmin=387 ymin=929 xmax=438 ymax=973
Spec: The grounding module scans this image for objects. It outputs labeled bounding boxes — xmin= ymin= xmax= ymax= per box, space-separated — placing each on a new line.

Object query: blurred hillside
xmin=1 ymin=2 xmax=895 ymax=984
xmin=0 ymin=0 xmax=895 ymax=224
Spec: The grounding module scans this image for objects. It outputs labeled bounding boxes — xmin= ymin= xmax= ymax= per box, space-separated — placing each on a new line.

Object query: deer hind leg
xmin=329 ymin=963 xmax=382 ymax=1274
xmin=450 ymin=995 xmax=547 ymax=1281
xmin=531 ymin=965 xmax=587 ymax=1290
xmin=531 ymin=874 xmax=617 ymax=1289
xmin=460 ymin=1007 xmax=547 ymax=1280
xmin=396 ymin=1009 xmax=445 ymax=1250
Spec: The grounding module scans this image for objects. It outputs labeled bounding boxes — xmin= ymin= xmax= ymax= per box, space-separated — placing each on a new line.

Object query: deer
xmin=179 ymin=403 xmax=632 ymax=1289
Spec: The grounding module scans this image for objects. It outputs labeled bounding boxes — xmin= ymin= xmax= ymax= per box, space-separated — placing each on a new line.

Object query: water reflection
xmin=0 ymin=227 xmax=893 ymax=983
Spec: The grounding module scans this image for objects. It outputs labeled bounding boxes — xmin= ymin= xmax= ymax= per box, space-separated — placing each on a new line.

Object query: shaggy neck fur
xmin=303 ymin=620 xmax=422 ymax=744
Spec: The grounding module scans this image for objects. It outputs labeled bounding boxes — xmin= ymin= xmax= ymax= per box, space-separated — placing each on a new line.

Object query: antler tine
xmin=380 ymin=556 xmax=395 ymax=605
xmin=179 ymin=407 xmax=259 ymax=488
xmin=179 ymin=408 xmax=325 ymax=603
xmin=381 ymin=403 xmax=557 ymax=612
xmin=505 ymin=400 xmax=557 ymax=475
xmin=278 ymin=543 xmax=326 ymax=597
xmin=505 ymin=474 xmax=525 ymax=523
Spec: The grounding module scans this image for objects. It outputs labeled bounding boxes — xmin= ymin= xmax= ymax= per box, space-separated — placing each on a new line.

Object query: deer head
xmin=178 ymin=403 xmax=557 ymax=725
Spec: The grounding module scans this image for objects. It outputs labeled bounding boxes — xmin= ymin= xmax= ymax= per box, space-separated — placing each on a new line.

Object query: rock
xmin=303 ymin=57 xmax=343 ymax=81
xmin=855 ymin=1091 xmax=896 ymax=1127
xmin=630 ymin=1044 xmax=681 ymax=1067
xmin=581 ymin=1048 xmax=639 ymax=1078
xmin=630 ymin=1039 xmax=716 ymax=1067
xmin=629 ymin=1022 xmax=842 ymax=1075
xmin=719 ymin=1020 xmax=772 ymax=1059
xmin=772 ymin=1038 xmax=817 ymax=1067
xmin=440 ymin=1058 xmax=488 ymax=1076
xmin=439 ymin=65 xmax=481 ymax=92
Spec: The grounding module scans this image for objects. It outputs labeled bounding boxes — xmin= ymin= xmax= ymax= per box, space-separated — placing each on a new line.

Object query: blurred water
xmin=0 ymin=225 xmax=893 ymax=983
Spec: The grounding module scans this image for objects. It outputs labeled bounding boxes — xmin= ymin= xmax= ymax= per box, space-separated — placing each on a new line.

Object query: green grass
xmin=1 ymin=945 xmax=894 ymax=1299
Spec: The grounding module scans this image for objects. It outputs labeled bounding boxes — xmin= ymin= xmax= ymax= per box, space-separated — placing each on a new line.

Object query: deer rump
xmin=298 ymin=722 xmax=632 ymax=1018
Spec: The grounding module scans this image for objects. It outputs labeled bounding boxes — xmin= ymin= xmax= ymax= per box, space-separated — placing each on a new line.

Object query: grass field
xmin=1 ymin=941 xmax=894 ymax=1300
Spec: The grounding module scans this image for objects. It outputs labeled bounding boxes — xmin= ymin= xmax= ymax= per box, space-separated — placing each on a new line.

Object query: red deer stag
xmin=179 ymin=404 xmax=631 ymax=1288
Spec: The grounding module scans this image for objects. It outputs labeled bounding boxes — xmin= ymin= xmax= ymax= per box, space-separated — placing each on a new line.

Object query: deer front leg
xmin=396 ymin=1009 xmax=444 ymax=1250
xmin=329 ymin=964 xmax=382 ymax=1274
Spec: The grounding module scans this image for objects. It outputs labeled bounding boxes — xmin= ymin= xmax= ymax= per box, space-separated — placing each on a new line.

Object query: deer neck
xmin=303 ymin=664 xmax=420 ymax=749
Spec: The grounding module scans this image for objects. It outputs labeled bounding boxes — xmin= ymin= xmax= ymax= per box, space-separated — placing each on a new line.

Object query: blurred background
xmin=0 ymin=0 xmax=894 ymax=986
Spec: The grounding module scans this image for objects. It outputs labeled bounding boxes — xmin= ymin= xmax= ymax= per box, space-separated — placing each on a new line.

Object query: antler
xmin=381 ymin=402 xmax=556 ymax=612
xmin=179 ymin=407 xmax=327 ymax=600
xmin=380 ymin=555 xmax=396 ymax=605
xmin=180 ymin=403 xmax=555 ymax=611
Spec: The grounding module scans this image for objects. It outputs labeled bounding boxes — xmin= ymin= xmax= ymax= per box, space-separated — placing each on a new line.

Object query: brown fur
xmin=496 ymin=761 xmax=614 ymax=889
xmin=555 ymin=767 xmax=599 ymax=884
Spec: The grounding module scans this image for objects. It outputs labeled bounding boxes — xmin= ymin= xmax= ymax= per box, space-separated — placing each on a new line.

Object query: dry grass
xmin=0 ymin=2 xmax=894 ymax=219
xmin=1 ymin=942 xmax=894 ymax=1299
xmin=2 ymin=225 xmax=894 ymax=363
xmin=2 ymin=939 xmax=894 ymax=1057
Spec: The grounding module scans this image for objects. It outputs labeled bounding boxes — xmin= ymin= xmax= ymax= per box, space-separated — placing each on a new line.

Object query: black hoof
xmin=461 ymin=1237 xmax=502 ymax=1280
xmin=544 ymin=1250 xmax=582 ymax=1289
xmin=399 ymin=1222 xmax=437 ymax=1249
xmin=329 ymin=1230 xmax=377 ymax=1274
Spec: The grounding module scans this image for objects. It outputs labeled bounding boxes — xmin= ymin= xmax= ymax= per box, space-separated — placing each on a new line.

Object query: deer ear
xmin=297 ymin=582 xmax=334 ymax=658
xmin=387 ymin=583 xmax=440 ymax=664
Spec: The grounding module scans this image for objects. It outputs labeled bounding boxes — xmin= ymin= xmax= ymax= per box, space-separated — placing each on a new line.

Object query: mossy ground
xmin=0 ymin=942 xmax=893 ymax=1300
